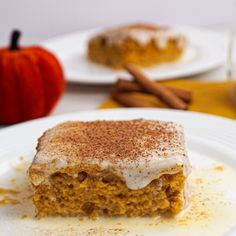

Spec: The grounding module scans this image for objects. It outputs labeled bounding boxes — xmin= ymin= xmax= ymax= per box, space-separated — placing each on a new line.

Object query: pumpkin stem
xmin=10 ymin=30 xmax=21 ymax=51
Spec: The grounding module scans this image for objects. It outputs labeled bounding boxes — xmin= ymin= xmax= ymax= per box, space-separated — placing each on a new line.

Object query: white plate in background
xmin=41 ymin=26 xmax=228 ymax=84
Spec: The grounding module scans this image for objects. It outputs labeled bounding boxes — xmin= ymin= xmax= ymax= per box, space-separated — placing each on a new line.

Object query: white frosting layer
xmin=96 ymin=27 xmax=187 ymax=49
xmin=29 ymin=119 xmax=190 ymax=193
xmin=127 ymin=29 xmax=186 ymax=49
xmin=95 ymin=153 xmax=190 ymax=190
xmin=31 ymin=151 xmax=190 ymax=189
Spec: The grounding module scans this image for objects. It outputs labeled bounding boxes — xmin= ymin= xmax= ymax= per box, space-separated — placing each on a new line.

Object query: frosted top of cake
xmin=28 ymin=119 xmax=190 ymax=189
xmin=89 ymin=24 xmax=187 ymax=49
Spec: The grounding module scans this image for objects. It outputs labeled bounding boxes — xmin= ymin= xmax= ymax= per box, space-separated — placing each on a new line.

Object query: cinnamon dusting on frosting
xmin=29 ymin=119 xmax=190 ymax=188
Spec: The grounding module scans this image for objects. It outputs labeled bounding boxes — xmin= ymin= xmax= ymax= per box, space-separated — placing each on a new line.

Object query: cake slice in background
xmin=87 ymin=24 xmax=187 ymax=69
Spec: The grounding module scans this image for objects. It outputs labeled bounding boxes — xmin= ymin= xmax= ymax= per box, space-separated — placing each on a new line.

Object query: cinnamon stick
xmin=111 ymin=91 xmax=156 ymax=107
xmin=125 ymin=64 xmax=188 ymax=110
xmin=116 ymin=78 xmax=192 ymax=103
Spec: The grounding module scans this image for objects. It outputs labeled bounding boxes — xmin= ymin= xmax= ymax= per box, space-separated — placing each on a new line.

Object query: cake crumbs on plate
xmin=0 ymin=187 xmax=19 ymax=195
xmin=0 ymin=187 xmax=21 ymax=206
xmin=0 ymin=196 xmax=20 ymax=205
xmin=82 ymin=227 xmax=130 ymax=236
xmin=11 ymin=158 xmax=30 ymax=173
xmin=32 ymin=227 xmax=77 ymax=236
xmin=20 ymin=214 xmax=28 ymax=219
xmin=194 ymin=177 xmax=203 ymax=184
xmin=14 ymin=164 xmax=26 ymax=173
xmin=213 ymin=165 xmax=225 ymax=171
xmin=19 ymin=156 xmax=24 ymax=161
xmin=10 ymin=177 xmax=17 ymax=184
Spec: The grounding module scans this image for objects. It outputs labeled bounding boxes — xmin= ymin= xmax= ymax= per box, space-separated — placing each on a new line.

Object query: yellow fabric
xmin=99 ymin=80 xmax=236 ymax=119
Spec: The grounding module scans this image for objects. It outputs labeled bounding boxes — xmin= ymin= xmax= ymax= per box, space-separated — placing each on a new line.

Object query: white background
xmin=1 ymin=0 xmax=236 ymax=45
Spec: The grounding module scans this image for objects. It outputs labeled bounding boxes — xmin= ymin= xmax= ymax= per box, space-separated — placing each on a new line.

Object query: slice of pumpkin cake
xmin=87 ymin=24 xmax=187 ymax=69
xmin=28 ymin=119 xmax=190 ymax=218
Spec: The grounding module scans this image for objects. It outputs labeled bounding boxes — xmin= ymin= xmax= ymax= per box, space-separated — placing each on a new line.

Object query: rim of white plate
xmin=0 ymin=108 xmax=235 ymax=153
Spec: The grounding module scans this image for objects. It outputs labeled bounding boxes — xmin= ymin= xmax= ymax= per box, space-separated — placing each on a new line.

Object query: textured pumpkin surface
xmin=0 ymin=46 xmax=65 ymax=124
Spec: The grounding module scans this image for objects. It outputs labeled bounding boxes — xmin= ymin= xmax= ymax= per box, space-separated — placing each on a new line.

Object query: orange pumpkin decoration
xmin=0 ymin=30 xmax=65 ymax=124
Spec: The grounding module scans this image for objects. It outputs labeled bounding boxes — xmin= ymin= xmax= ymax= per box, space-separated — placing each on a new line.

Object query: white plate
xmin=0 ymin=108 xmax=236 ymax=236
xmin=41 ymin=26 xmax=228 ymax=84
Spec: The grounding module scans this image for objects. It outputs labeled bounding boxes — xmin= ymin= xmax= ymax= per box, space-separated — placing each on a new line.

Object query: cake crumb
xmin=213 ymin=165 xmax=225 ymax=171
xmin=10 ymin=178 xmax=17 ymax=184
xmin=21 ymin=214 xmax=28 ymax=219
xmin=83 ymin=227 xmax=130 ymax=235
xmin=195 ymin=178 xmax=203 ymax=184
xmin=27 ymin=194 xmax=33 ymax=199
xmin=0 ymin=197 xmax=20 ymax=205
xmin=14 ymin=165 xmax=24 ymax=173
xmin=0 ymin=188 xmax=19 ymax=195
xmin=13 ymin=160 xmax=30 ymax=173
